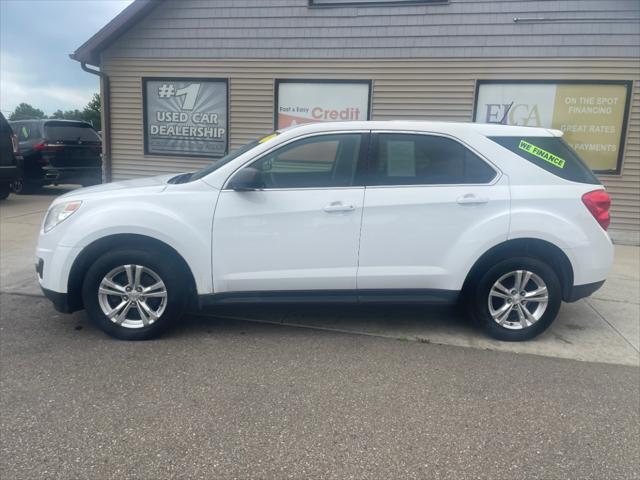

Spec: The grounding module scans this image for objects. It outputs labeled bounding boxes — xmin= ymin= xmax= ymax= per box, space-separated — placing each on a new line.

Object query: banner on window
xmin=275 ymin=80 xmax=371 ymax=130
xmin=473 ymin=80 xmax=632 ymax=173
xmin=143 ymin=78 xmax=228 ymax=158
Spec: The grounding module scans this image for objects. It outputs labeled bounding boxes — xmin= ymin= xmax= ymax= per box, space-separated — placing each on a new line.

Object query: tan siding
xmin=102 ymin=57 xmax=639 ymax=237
xmin=103 ymin=0 xmax=640 ymax=59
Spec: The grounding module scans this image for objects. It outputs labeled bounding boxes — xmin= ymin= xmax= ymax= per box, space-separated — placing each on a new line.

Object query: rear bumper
xmin=40 ymin=166 xmax=101 ymax=184
xmin=564 ymin=280 xmax=605 ymax=303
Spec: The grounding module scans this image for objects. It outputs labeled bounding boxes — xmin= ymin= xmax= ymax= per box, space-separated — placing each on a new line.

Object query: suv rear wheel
xmin=469 ymin=257 xmax=562 ymax=341
xmin=82 ymin=248 xmax=187 ymax=340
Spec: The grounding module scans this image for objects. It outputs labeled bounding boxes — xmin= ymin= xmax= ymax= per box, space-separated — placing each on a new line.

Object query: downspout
xmin=79 ymin=61 xmax=112 ymax=182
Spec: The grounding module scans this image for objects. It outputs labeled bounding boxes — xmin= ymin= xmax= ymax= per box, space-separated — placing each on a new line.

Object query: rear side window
xmin=44 ymin=122 xmax=100 ymax=142
xmin=367 ymin=133 xmax=496 ymax=186
xmin=489 ymin=136 xmax=600 ymax=185
xmin=11 ymin=122 xmax=32 ymax=141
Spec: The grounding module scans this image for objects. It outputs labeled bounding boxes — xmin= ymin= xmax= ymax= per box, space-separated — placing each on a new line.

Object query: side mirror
xmin=228 ymin=167 xmax=264 ymax=191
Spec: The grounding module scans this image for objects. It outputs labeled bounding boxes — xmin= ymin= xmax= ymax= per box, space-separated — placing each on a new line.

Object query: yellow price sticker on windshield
xmin=518 ymin=140 xmax=566 ymax=169
xmin=259 ymin=133 xmax=278 ymax=144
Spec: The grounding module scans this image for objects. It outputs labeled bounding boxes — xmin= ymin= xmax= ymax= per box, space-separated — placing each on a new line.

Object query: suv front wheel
xmin=470 ymin=257 xmax=562 ymax=341
xmin=82 ymin=248 xmax=187 ymax=340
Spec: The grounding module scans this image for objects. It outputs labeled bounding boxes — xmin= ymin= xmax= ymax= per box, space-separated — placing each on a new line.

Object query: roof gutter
xmin=79 ymin=61 xmax=112 ymax=182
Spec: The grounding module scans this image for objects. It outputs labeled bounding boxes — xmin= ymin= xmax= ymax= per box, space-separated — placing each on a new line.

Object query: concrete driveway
xmin=1 ymin=189 xmax=639 ymax=366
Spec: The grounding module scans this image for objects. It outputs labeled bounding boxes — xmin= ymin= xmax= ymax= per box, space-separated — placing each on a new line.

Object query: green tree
xmin=50 ymin=109 xmax=84 ymax=121
xmin=9 ymin=103 xmax=46 ymax=120
xmin=82 ymin=93 xmax=101 ymax=130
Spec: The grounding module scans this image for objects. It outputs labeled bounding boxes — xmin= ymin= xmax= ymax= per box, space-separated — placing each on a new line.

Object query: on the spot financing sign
xmin=276 ymin=80 xmax=371 ymax=129
xmin=144 ymin=78 xmax=228 ymax=157
xmin=473 ymin=81 xmax=631 ymax=173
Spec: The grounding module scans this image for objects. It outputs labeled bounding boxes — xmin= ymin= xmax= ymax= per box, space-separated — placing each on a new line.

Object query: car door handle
xmin=323 ymin=202 xmax=356 ymax=213
xmin=457 ymin=194 xmax=489 ymax=205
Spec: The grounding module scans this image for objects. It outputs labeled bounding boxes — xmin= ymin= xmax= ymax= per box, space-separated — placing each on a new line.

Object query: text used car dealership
xmin=70 ymin=0 xmax=640 ymax=244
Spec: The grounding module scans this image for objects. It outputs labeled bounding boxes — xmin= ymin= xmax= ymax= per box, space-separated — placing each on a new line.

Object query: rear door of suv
xmin=356 ymin=131 xmax=510 ymax=298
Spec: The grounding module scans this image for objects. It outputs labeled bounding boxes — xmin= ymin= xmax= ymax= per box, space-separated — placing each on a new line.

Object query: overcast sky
xmin=0 ymin=0 xmax=133 ymax=117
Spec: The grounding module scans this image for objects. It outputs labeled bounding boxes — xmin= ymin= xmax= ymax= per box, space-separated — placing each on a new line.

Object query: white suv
xmin=36 ymin=121 xmax=613 ymax=341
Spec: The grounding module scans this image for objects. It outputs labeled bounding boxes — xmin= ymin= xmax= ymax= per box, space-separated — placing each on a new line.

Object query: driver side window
xmin=251 ymin=133 xmax=363 ymax=189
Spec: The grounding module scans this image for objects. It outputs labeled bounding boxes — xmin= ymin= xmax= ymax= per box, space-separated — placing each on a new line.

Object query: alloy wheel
xmin=97 ymin=264 xmax=167 ymax=329
xmin=487 ymin=270 xmax=549 ymax=330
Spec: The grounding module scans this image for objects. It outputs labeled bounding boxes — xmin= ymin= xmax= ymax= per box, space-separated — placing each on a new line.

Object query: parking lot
xmin=1 ymin=189 xmax=639 ymax=479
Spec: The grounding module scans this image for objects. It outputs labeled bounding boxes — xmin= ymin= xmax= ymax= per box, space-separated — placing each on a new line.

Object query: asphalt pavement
xmin=1 ymin=293 xmax=639 ymax=479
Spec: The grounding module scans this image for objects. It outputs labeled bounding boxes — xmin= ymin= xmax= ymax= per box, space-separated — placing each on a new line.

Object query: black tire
xmin=11 ymin=177 xmax=34 ymax=195
xmin=468 ymin=257 xmax=562 ymax=341
xmin=82 ymin=248 xmax=188 ymax=340
xmin=0 ymin=182 xmax=10 ymax=200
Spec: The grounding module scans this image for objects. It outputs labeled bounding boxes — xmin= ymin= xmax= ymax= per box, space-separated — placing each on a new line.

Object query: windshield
xmin=189 ymin=135 xmax=273 ymax=181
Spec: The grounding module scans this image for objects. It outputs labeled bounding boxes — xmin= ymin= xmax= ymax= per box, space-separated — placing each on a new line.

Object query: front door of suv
xmin=357 ymin=132 xmax=510 ymax=297
xmin=212 ymin=132 xmax=367 ymax=295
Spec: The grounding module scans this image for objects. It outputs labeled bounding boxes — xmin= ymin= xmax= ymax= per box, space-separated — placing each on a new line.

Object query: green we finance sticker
xmin=518 ymin=140 xmax=566 ymax=169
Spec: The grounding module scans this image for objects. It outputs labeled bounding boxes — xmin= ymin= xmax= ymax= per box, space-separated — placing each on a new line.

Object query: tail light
xmin=34 ymin=141 xmax=63 ymax=165
xmin=10 ymin=134 xmax=19 ymax=155
xmin=582 ymin=189 xmax=611 ymax=231
xmin=33 ymin=142 xmax=63 ymax=152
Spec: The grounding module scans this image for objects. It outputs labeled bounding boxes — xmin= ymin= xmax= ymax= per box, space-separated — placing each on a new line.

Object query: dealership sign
xmin=473 ymin=80 xmax=632 ymax=173
xmin=275 ymin=80 xmax=371 ymax=129
xmin=143 ymin=78 xmax=228 ymax=157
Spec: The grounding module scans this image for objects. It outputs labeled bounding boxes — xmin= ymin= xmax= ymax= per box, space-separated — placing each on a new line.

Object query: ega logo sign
xmin=483 ymin=103 xmax=543 ymax=127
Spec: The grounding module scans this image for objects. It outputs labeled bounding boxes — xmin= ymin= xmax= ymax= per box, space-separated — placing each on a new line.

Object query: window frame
xmin=274 ymin=79 xmax=373 ymax=130
xmin=364 ymin=130 xmax=501 ymax=188
xmin=142 ymin=76 xmax=230 ymax=159
xmin=472 ymin=79 xmax=633 ymax=176
xmin=223 ymin=130 xmax=371 ymax=191
xmin=308 ymin=0 xmax=448 ymax=7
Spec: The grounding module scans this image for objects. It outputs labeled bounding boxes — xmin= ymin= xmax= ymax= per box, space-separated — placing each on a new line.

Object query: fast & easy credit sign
xmin=275 ymin=80 xmax=371 ymax=129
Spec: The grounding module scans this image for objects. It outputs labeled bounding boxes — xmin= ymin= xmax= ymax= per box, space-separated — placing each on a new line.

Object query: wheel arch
xmin=67 ymin=233 xmax=198 ymax=312
xmin=461 ymin=238 xmax=574 ymax=302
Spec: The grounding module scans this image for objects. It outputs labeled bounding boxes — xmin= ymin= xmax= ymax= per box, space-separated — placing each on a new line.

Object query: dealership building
xmin=72 ymin=0 xmax=640 ymax=243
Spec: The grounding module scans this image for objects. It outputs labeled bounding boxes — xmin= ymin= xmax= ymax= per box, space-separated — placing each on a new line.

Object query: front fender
xmin=56 ymin=192 xmax=216 ymax=294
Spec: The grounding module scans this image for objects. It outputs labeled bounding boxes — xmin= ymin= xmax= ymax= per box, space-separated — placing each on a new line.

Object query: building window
xmin=473 ymin=80 xmax=633 ymax=175
xmin=143 ymin=78 xmax=228 ymax=158
xmin=309 ymin=0 xmax=446 ymax=6
xmin=275 ymin=79 xmax=371 ymax=130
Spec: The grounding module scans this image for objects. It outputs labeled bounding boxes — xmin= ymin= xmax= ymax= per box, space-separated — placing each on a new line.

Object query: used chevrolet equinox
xmin=36 ymin=121 xmax=613 ymax=341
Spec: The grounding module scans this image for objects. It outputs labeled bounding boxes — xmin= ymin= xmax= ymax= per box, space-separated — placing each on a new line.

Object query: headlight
xmin=43 ymin=201 xmax=82 ymax=232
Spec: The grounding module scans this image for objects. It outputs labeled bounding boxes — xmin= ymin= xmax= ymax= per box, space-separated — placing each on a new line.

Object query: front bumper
xmin=36 ymin=243 xmax=81 ymax=305
xmin=41 ymin=286 xmax=72 ymax=314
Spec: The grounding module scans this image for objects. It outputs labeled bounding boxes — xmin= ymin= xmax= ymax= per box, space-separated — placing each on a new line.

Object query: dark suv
xmin=9 ymin=119 xmax=102 ymax=193
xmin=0 ymin=112 xmax=21 ymax=200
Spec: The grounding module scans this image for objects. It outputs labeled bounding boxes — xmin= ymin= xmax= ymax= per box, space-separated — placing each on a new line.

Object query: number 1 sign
xmin=143 ymin=78 xmax=229 ymax=158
